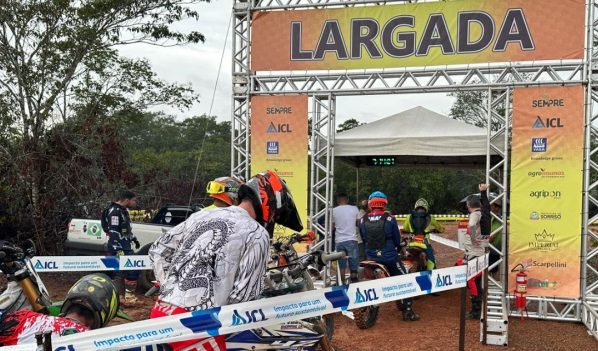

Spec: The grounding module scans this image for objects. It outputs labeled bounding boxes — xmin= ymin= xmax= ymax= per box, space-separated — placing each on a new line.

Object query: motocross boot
xmin=402 ymin=299 xmax=420 ymax=321
xmin=123 ymin=279 xmax=140 ymax=306
xmin=467 ymin=295 xmax=482 ymax=320
xmin=350 ymin=271 xmax=359 ymax=283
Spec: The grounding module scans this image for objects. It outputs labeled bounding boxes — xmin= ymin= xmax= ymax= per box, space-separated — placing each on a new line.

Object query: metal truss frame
xmin=309 ymin=95 xmax=336 ymax=256
xmin=230 ymin=0 xmax=598 ymax=341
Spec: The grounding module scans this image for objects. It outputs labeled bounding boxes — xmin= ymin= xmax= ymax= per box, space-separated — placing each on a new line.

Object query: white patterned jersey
xmin=149 ymin=206 xmax=270 ymax=311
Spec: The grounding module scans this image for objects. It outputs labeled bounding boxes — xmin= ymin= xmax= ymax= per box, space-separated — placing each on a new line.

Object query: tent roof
xmin=335 ymin=106 xmax=495 ymax=167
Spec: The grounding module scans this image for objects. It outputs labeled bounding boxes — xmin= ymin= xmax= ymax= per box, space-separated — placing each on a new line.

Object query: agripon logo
xmin=34 ymin=260 xmax=57 ymax=270
xmin=124 ymin=258 xmax=146 ymax=268
xmin=355 ymin=287 xmax=379 ymax=303
xmin=232 ymin=308 xmax=268 ymax=326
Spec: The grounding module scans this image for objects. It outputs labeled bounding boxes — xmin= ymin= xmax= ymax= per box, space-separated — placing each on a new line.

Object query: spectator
xmin=332 ymin=193 xmax=360 ymax=284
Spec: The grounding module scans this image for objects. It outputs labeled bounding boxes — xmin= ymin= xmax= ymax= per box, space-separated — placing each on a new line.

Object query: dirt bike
xmin=145 ymin=233 xmax=344 ymax=351
xmin=399 ymin=231 xmax=429 ymax=274
xmin=0 ymin=240 xmax=132 ymax=319
xmin=0 ymin=240 xmax=53 ymax=314
xmin=352 ymin=242 xmax=421 ymax=329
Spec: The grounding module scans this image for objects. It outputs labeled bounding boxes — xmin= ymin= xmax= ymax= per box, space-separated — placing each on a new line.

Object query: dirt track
xmin=17 ymin=223 xmax=598 ymax=350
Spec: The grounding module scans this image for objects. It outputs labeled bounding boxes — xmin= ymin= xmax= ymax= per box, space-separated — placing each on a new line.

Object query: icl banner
xmin=250 ymin=95 xmax=309 ymax=238
xmin=509 ymin=86 xmax=584 ymax=299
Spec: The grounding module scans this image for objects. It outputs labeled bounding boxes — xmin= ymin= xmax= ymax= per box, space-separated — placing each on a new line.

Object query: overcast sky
xmin=118 ymin=0 xmax=455 ymax=126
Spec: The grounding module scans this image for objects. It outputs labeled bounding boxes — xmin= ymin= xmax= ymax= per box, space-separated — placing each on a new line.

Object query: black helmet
xmin=241 ymin=170 xmax=303 ymax=236
xmin=60 ymin=273 xmax=119 ymax=329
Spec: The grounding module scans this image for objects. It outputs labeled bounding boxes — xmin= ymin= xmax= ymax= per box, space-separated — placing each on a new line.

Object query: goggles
xmin=206 ymin=181 xmax=239 ymax=195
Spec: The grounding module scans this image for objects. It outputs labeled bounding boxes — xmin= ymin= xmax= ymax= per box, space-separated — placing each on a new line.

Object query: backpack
xmin=409 ymin=211 xmax=431 ymax=235
xmin=363 ymin=213 xmax=390 ymax=250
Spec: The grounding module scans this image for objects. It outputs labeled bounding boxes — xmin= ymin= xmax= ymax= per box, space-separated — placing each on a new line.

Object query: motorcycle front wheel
xmin=353 ymin=305 xmax=379 ymax=329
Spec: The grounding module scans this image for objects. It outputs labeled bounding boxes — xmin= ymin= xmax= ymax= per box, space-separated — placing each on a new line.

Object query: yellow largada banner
xmin=250 ymin=96 xmax=309 ymax=240
xmin=251 ymin=0 xmax=585 ymax=71
xmin=509 ymin=86 xmax=584 ymax=299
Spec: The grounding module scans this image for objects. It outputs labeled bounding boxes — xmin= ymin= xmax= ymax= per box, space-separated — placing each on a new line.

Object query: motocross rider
xmin=149 ymin=170 xmax=303 ymax=351
xmin=359 ymin=191 xmax=420 ymax=322
xmin=101 ymin=190 xmax=140 ymax=306
xmin=0 ymin=273 xmax=119 ymax=345
xmin=402 ymin=198 xmax=444 ymax=270
xmin=204 ymin=176 xmax=244 ymax=210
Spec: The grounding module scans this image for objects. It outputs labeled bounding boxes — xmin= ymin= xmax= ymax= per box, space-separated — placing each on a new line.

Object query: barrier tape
xmin=5 ymin=254 xmax=488 ymax=351
xmin=428 ymin=233 xmax=462 ymax=250
xmin=32 ymin=255 xmax=151 ymax=272
xmin=33 ymin=233 xmax=464 ymax=272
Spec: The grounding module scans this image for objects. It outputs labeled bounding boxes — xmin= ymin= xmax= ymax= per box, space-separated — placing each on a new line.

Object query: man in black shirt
xmin=101 ymin=190 xmax=140 ymax=306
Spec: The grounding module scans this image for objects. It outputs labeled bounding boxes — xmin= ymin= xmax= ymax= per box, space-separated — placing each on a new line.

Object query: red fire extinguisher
xmin=511 ymin=263 xmax=528 ymax=319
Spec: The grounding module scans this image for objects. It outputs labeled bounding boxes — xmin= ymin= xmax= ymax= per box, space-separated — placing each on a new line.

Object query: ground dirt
xmin=6 ymin=223 xmax=598 ymax=350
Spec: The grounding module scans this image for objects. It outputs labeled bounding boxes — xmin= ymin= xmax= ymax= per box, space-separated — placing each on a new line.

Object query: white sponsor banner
xmin=32 ymin=255 xmax=151 ymax=272
xmin=466 ymin=253 xmax=490 ymax=278
xmin=4 ymin=263 xmax=487 ymax=351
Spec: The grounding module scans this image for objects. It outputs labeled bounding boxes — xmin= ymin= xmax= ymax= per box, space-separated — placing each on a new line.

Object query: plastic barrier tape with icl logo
xmin=5 ymin=255 xmax=488 ymax=351
xmin=31 ymin=255 xmax=151 ymax=272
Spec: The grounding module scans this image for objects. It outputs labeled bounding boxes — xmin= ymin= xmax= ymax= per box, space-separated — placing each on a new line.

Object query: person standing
xmin=149 ymin=170 xmax=303 ymax=351
xmin=463 ymin=184 xmax=491 ymax=319
xmin=332 ymin=193 xmax=360 ymax=284
xmin=360 ymin=191 xmax=420 ymax=321
xmin=101 ymin=190 xmax=140 ymax=306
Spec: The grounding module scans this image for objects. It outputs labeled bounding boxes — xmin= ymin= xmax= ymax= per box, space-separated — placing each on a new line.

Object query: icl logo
xmin=34 ymin=260 xmax=58 ymax=270
xmin=355 ymin=287 xmax=379 ymax=303
xmin=232 ymin=308 xmax=268 ymax=326
xmin=124 ymin=258 xmax=146 ymax=268
xmin=54 ymin=346 xmax=75 ymax=351
xmin=436 ymin=274 xmax=453 ymax=288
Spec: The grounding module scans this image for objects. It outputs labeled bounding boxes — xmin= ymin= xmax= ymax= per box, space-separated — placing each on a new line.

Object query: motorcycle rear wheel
xmin=353 ymin=305 xmax=379 ymax=329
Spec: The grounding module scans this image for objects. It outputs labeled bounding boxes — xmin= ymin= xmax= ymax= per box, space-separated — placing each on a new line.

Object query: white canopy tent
xmin=335 ymin=106 xmax=497 ymax=167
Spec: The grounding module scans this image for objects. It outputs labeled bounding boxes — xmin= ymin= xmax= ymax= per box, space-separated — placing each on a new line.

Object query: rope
xmin=186 ymin=12 xmax=234 ymax=209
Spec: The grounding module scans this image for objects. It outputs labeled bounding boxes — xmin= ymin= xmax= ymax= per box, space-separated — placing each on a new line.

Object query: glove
xmin=116 ymin=250 xmax=125 ymax=257
xmin=132 ymin=237 xmax=141 ymax=250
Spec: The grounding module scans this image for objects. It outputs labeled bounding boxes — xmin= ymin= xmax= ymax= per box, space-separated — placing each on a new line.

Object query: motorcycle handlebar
xmin=320 ymin=251 xmax=345 ymax=264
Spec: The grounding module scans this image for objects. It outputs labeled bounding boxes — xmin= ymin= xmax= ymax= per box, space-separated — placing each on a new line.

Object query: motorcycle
xmin=399 ymin=231 xmax=429 ymax=274
xmin=0 ymin=240 xmax=133 ymax=319
xmin=146 ymin=233 xmax=344 ymax=351
xmin=352 ymin=259 xmax=405 ymax=329
xmin=0 ymin=240 xmax=53 ymax=314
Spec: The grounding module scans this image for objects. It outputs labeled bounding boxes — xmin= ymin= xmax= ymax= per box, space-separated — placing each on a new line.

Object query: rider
xmin=359 ymin=191 xmax=420 ymax=322
xmin=101 ymin=190 xmax=140 ymax=306
xmin=204 ymin=176 xmax=244 ymax=210
xmin=149 ymin=170 xmax=303 ymax=351
xmin=0 ymin=273 xmax=119 ymax=345
xmin=402 ymin=198 xmax=444 ymax=270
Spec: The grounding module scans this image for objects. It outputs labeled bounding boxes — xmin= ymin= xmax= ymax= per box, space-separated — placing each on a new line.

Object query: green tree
xmin=337 ymin=118 xmax=365 ymax=132
xmin=0 ymin=0 xmax=206 ymax=251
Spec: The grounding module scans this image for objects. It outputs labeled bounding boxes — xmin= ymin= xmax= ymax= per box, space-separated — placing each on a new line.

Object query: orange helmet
xmin=206 ymin=176 xmax=244 ymax=206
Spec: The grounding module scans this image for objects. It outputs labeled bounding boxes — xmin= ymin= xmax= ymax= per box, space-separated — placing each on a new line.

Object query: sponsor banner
xmin=5 ymin=264 xmax=486 ymax=351
xmin=509 ymin=86 xmax=584 ymax=298
xmin=466 ymin=254 xmax=490 ymax=278
xmin=250 ymin=95 xmax=309 ymax=240
xmin=32 ymin=255 xmax=151 ymax=272
xmin=251 ymin=0 xmax=585 ymax=71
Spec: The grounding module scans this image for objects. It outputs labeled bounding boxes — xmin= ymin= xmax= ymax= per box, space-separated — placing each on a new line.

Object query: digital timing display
xmin=367 ymin=156 xmax=396 ymax=166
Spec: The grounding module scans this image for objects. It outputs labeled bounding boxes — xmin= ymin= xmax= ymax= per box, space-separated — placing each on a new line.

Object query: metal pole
xmin=580 ymin=0 xmax=594 ymax=305
xmin=459 ymin=286 xmax=467 ymax=351
xmin=502 ymin=89 xmax=511 ymax=293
